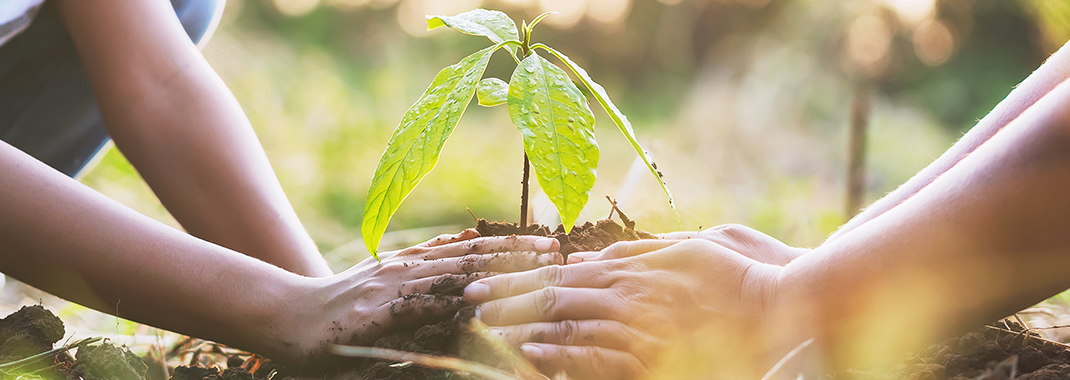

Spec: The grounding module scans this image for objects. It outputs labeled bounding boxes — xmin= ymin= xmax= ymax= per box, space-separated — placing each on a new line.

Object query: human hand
xmin=568 ymin=224 xmax=808 ymax=266
xmin=270 ymin=229 xmax=562 ymax=365
xmin=465 ymin=239 xmax=783 ymax=379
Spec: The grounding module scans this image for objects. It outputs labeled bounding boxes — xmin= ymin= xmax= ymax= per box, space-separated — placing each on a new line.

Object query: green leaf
xmin=428 ymin=9 xmax=519 ymax=56
xmin=476 ymin=78 xmax=509 ymax=107
xmin=531 ymin=43 xmax=678 ymax=214
xmin=362 ymin=46 xmax=497 ymax=259
xmin=508 ymin=53 xmax=598 ymax=233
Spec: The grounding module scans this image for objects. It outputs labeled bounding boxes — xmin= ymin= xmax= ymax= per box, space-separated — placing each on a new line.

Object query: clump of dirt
xmin=169 ymin=366 xmax=260 ymax=380
xmin=71 ymin=342 xmax=148 ymax=380
xmin=0 ymin=305 xmax=65 ymax=364
xmin=831 ymin=321 xmax=1070 ymax=380
xmin=0 ymin=305 xmax=70 ymax=378
xmin=476 ymin=218 xmax=656 ymax=259
xmin=0 ymin=305 xmax=160 ymax=380
xmin=0 ymin=306 xmax=269 ymax=380
xmin=331 ymin=218 xmax=652 ymax=379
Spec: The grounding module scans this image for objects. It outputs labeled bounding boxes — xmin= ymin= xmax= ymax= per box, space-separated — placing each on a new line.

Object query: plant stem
xmin=520 ymin=152 xmax=531 ymax=227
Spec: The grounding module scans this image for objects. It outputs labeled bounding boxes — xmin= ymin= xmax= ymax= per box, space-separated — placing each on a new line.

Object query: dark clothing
xmin=0 ymin=0 xmax=220 ymax=177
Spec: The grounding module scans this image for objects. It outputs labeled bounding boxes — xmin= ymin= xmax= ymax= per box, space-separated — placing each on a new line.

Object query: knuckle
xmin=534 ymin=287 xmax=560 ymax=319
xmin=398 ymin=246 xmax=430 ymax=257
xmin=464 ymin=240 xmax=486 ymax=254
xmin=555 ymin=320 xmax=578 ymax=345
xmin=459 ymin=255 xmax=483 ymax=272
xmin=379 ymin=263 xmax=406 ymax=274
xmin=537 ymin=265 xmax=563 ymax=287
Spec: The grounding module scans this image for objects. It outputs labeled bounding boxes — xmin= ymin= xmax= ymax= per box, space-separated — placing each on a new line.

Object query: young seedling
xmin=361 ymin=9 xmax=675 ymax=259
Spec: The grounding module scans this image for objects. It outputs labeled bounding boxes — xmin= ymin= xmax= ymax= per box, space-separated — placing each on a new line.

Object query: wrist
xmin=227 ymin=270 xmax=318 ymax=363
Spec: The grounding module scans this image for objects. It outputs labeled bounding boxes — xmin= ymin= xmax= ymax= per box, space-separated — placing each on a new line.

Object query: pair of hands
xmin=465 ymin=224 xmax=807 ymax=379
xmin=270 ymin=230 xmax=562 ymax=365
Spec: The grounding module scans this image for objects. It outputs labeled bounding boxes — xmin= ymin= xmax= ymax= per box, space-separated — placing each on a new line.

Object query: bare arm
xmin=464 ymin=78 xmax=1070 ymax=378
xmin=0 ymin=140 xmax=303 ymax=358
xmin=776 ymin=76 xmax=1070 ymax=369
xmin=827 ymin=41 xmax=1070 ymax=242
xmin=53 ymin=0 xmax=330 ymax=276
xmin=0 ymin=139 xmax=562 ymax=364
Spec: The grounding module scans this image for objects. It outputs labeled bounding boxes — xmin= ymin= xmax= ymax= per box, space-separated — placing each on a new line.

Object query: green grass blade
xmin=508 ymin=53 xmax=598 ymax=233
xmin=362 ymin=45 xmax=497 ymax=258
xmin=428 ymin=9 xmax=519 ymax=57
xmin=477 ymin=78 xmax=509 ymax=107
xmin=532 ymin=43 xmax=678 ymax=215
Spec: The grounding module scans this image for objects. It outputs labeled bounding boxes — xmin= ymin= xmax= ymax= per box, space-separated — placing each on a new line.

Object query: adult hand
xmin=568 ymin=224 xmax=808 ymax=266
xmin=271 ymin=230 xmax=562 ymax=365
xmin=465 ymin=239 xmax=782 ymax=379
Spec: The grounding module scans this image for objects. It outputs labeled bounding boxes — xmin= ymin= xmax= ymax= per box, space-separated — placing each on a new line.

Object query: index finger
xmin=398 ymin=235 xmax=561 ymax=260
xmin=464 ymin=261 xmax=616 ymax=303
xmin=417 ymin=228 xmax=481 ymax=247
xmin=567 ymin=239 xmax=682 ymax=264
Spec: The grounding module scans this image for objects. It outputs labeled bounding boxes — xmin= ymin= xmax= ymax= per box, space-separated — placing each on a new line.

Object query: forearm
xmin=0 ymin=141 xmax=306 ymax=357
xmin=776 ymin=78 xmax=1070 ymax=369
xmin=54 ymin=0 xmax=330 ymax=276
xmin=827 ymin=41 xmax=1070 ymax=242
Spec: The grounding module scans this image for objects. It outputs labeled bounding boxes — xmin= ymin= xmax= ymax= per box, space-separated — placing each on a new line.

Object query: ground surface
xmin=10 ymin=223 xmax=1066 ymax=379
xmin=828 ymin=321 xmax=1070 ymax=380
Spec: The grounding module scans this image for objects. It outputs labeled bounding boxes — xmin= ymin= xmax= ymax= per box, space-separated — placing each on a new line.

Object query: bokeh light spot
xmin=913 ymin=19 xmax=954 ymax=66
xmin=539 ymin=0 xmax=587 ymax=29
xmin=845 ymin=14 xmax=892 ymax=77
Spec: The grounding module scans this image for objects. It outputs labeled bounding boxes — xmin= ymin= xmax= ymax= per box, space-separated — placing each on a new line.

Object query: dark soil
xmin=475 ymin=217 xmax=656 ymax=260
xmin=0 ymin=305 xmax=160 ymax=380
xmin=8 ymin=276 xmax=1070 ymax=379
xmin=333 ymin=218 xmax=651 ymax=379
xmin=831 ymin=321 xmax=1070 ymax=380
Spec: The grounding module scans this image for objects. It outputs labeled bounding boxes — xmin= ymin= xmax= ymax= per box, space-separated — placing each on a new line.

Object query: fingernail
xmin=566 ymin=255 xmax=584 ymax=265
xmin=521 ymin=343 xmax=543 ymax=357
xmin=465 ymin=282 xmax=490 ymax=302
xmin=474 ymin=307 xmax=482 ymax=321
xmin=535 ymin=238 xmax=556 ymax=251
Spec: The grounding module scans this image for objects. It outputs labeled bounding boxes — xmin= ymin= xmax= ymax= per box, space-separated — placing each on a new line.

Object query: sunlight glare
xmin=881 ymin=0 xmax=936 ymax=25
xmin=538 ymin=0 xmax=587 ymax=28
xmin=273 ymin=0 xmax=321 ymax=16
xmin=587 ymin=0 xmax=632 ymax=25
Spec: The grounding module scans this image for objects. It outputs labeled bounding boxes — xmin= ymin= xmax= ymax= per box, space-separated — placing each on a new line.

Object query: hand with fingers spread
xmin=568 ymin=224 xmax=808 ymax=266
xmin=274 ymin=230 xmax=563 ymax=365
xmin=465 ymin=238 xmax=782 ymax=379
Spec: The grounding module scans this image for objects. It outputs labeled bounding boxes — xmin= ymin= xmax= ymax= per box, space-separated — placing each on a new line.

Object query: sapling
xmin=361 ymin=9 xmax=675 ymax=259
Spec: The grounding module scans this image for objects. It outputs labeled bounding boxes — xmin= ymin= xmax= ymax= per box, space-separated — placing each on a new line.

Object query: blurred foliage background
xmin=81 ymin=0 xmax=1070 ymax=266
xmin=6 ymin=0 xmax=1070 ymax=350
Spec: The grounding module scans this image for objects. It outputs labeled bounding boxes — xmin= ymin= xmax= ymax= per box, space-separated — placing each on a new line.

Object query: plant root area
xmin=0 ymin=219 xmax=648 ymax=380
xmin=10 ymin=220 xmax=1070 ymax=379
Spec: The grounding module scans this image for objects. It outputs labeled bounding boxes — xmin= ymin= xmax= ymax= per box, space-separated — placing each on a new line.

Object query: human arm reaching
xmin=465 ymin=76 xmax=1070 ymax=379
xmin=827 ymin=40 xmax=1070 ymax=242
xmin=53 ymin=0 xmax=330 ymax=276
xmin=0 ymin=139 xmax=562 ymax=365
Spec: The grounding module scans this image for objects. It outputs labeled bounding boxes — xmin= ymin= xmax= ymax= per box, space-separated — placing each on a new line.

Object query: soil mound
xmin=832 ymin=322 xmax=1070 ymax=380
xmin=476 ymin=218 xmax=655 ymax=259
